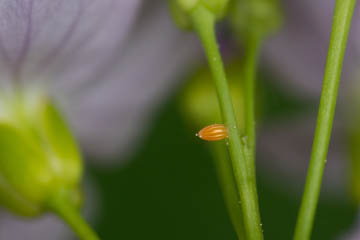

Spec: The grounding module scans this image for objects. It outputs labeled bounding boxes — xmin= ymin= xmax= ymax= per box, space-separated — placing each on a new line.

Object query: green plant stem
xmin=191 ymin=6 xmax=263 ymax=240
xmin=293 ymin=0 xmax=357 ymax=239
xmin=212 ymin=143 xmax=245 ymax=239
xmin=48 ymin=197 xmax=100 ymax=240
xmin=243 ymin=36 xmax=261 ymax=174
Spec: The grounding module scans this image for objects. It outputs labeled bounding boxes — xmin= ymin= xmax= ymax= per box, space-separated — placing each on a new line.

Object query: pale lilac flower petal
xmin=263 ymin=0 xmax=360 ymax=98
xmin=258 ymin=115 xmax=347 ymax=196
xmin=258 ymin=0 xmax=358 ymax=196
xmin=0 ymin=0 xmax=141 ymax=86
xmin=0 ymin=0 xmax=201 ymax=162
xmin=0 ymin=211 xmax=69 ymax=240
xmin=58 ymin=3 xmax=201 ymax=162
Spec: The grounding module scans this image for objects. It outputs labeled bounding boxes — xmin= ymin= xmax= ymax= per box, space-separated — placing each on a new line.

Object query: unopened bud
xmin=0 ymin=87 xmax=83 ymax=217
xmin=229 ymin=0 xmax=283 ymax=40
xmin=169 ymin=0 xmax=230 ymax=29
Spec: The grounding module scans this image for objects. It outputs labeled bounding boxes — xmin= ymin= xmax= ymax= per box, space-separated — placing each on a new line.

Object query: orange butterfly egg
xmin=196 ymin=124 xmax=228 ymax=141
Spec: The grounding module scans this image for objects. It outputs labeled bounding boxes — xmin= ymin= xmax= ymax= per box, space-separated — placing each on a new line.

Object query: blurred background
xmin=0 ymin=0 xmax=360 ymax=239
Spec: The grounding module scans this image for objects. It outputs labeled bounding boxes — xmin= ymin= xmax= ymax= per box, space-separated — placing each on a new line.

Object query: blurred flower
xmin=0 ymin=0 xmax=141 ymax=159
xmin=262 ymin=0 xmax=360 ymax=97
xmin=0 ymin=0 xmax=201 ymax=162
xmin=0 ymin=0 xmax=201 ymax=239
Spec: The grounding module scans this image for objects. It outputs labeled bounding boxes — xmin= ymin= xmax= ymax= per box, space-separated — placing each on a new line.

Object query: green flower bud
xmin=169 ymin=0 xmax=230 ymax=29
xmin=180 ymin=60 xmax=244 ymax=130
xmin=0 ymin=87 xmax=82 ymax=217
xmin=229 ymin=0 xmax=283 ymax=40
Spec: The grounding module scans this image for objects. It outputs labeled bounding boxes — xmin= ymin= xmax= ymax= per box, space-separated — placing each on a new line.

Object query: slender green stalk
xmin=293 ymin=0 xmax=357 ymax=239
xmin=243 ymin=36 xmax=261 ymax=174
xmin=212 ymin=143 xmax=245 ymax=239
xmin=191 ymin=6 xmax=263 ymax=240
xmin=48 ymin=197 xmax=100 ymax=240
